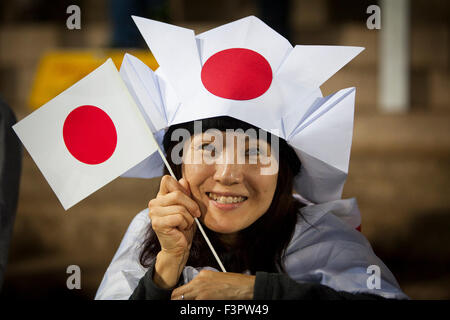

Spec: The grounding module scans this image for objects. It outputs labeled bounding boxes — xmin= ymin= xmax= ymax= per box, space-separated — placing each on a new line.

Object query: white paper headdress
xmin=121 ymin=15 xmax=364 ymax=204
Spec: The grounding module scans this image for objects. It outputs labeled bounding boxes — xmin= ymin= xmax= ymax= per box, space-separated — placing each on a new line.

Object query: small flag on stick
xmin=13 ymin=59 xmax=159 ymax=210
xmin=13 ymin=58 xmax=227 ymax=272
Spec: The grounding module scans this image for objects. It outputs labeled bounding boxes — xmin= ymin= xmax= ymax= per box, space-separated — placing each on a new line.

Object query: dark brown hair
xmin=139 ymin=116 xmax=305 ymax=274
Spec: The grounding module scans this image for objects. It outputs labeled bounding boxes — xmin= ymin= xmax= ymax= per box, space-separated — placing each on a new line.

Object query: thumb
xmin=178 ymin=178 xmax=191 ymax=197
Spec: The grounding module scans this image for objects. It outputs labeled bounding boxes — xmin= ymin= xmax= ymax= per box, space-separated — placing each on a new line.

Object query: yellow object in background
xmin=28 ymin=49 xmax=159 ymax=110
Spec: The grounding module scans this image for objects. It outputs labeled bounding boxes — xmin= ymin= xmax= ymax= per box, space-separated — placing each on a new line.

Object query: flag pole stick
xmin=155 ymin=145 xmax=227 ymax=273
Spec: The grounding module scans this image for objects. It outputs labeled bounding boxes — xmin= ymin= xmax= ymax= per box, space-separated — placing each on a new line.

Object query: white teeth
xmin=207 ymin=192 xmax=247 ymax=204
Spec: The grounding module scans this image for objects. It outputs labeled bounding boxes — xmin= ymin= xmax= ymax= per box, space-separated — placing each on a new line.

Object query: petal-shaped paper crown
xmin=121 ymin=15 xmax=364 ymax=204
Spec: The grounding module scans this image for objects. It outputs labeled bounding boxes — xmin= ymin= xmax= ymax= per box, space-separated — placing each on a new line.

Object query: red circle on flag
xmin=63 ymin=105 xmax=117 ymax=165
xmin=201 ymin=48 xmax=272 ymax=100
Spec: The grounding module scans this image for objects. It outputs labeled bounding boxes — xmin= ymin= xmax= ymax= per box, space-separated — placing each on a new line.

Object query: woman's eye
xmin=196 ymin=143 xmax=210 ymax=150
xmin=201 ymin=143 xmax=216 ymax=153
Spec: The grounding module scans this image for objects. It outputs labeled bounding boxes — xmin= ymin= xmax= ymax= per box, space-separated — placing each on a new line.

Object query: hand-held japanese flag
xmin=14 ymin=58 xmax=228 ymax=272
xmin=13 ymin=59 xmax=159 ymax=210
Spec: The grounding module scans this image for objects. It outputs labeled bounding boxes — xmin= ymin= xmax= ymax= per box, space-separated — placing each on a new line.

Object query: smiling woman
xmin=139 ymin=116 xmax=303 ymax=277
xmin=95 ymin=15 xmax=408 ymax=301
xmin=95 ymin=116 xmax=408 ymax=300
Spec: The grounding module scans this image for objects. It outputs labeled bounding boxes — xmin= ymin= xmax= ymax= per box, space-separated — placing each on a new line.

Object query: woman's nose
xmin=213 ymin=163 xmax=244 ymax=185
xmin=212 ymin=140 xmax=245 ymax=185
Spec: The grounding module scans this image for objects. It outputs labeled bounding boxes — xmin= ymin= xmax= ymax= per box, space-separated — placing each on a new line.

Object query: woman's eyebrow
xmin=191 ymin=133 xmax=211 ymax=141
xmin=230 ymin=135 xmax=267 ymax=147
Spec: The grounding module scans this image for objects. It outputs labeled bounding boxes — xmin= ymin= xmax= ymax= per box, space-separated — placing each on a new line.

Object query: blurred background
xmin=0 ymin=0 xmax=448 ymax=299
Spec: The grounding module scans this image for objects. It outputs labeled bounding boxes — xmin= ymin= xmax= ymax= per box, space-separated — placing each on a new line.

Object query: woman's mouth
xmin=206 ymin=192 xmax=248 ymax=210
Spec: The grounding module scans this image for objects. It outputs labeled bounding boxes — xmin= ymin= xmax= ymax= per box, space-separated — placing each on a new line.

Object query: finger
xmin=153 ymin=213 xmax=189 ymax=232
xmin=172 ymin=284 xmax=189 ymax=300
xmin=158 ymin=175 xmax=189 ymax=197
xmin=157 ymin=205 xmax=195 ymax=229
xmin=171 ymin=292 xmax=185 ymax=300
xmin=155 ymin=191 xmax=201 ymax=218
xmin=178 ymin=178 xmax=191 ymax=197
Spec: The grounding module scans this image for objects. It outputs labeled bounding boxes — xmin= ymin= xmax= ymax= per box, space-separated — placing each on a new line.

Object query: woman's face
xmin=181 ymin=130 xmax=278 ymax=235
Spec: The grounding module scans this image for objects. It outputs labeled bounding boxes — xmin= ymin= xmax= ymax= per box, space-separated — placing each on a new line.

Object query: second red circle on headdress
xmin=201 ymin=48 xmax=273 ymax=101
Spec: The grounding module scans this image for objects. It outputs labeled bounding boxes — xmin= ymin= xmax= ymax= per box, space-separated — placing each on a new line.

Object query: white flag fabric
xmin=13 ymin=59 xmax=159 ymax=210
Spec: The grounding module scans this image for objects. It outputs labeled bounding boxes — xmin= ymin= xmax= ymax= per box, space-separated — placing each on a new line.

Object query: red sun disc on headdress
xmin=63 ymin=105 xmax=117 ymax=165
xmin=201 ymin=48 xmax=272 ymax=100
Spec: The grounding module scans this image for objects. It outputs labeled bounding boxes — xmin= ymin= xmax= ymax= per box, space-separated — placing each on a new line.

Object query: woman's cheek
xmin=183 ymin=163 xmax=212 ymax=202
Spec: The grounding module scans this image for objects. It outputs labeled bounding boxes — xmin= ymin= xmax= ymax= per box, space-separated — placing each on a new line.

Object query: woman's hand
xmin=149 ymin=175 xmax=201 ymax=257
xmin=149 ymin=175 xmax=201 ymax=289
xmin=171 ymin=270 xmax=256 ymax=300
